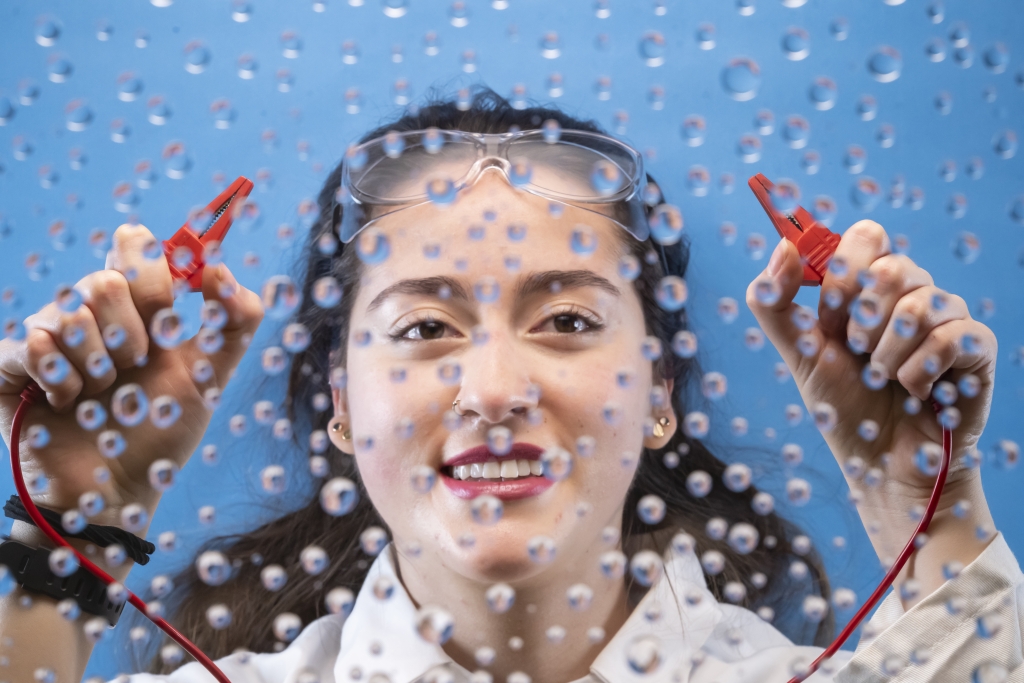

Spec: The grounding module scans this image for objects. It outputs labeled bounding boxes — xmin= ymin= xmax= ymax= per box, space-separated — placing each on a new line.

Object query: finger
xmin=746 ymin=238 xmax=824 ymax=372
xmin=0 ymin=329 xmax=85 ymax=411
xmin=870 ymin=286 xmax=970 ymax=383
xmin=818 ymin=220 xmax=892 ymax=339
xmin=23 ymin=301 xmax=116 ymax=397
xmin=105 ymin=223 xmax=175 ymax=331
xmin=77 ymin=269 xmax=150 ymax=369
xmin=182 ymin=263 xmax=264 ymax=389
xmin=845 ymin=254 xmax=935 ymax=355
xmin=896 ymin=319 xmax=997 ymax=402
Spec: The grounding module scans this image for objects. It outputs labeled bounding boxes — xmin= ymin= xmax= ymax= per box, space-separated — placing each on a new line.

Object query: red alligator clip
xmin=748 ymin=173 xmax=841 ymax=287
xmin=162 ymin=175 xmax=254 ymax=292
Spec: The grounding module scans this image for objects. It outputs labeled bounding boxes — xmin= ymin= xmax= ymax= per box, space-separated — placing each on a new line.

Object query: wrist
xmin=7 ymin=519 xmax=140 ymax=585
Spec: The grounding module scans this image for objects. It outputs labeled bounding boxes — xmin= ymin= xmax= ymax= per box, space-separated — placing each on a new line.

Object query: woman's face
xmin=330 ymin=168 xmax=675 ymax=586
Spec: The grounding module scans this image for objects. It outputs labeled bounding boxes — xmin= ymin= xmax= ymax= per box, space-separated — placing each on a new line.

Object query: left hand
xmin=746 ymin=220 xmax=998 ymax=501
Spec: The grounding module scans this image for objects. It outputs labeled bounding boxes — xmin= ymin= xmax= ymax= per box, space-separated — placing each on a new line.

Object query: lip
xmin=443 ymin=442 xmax=544 ymax=468
xmin=441 ymin=442 xmax=553 ymax=501
xmin=441 ymin=472 xmax=555 ymax=501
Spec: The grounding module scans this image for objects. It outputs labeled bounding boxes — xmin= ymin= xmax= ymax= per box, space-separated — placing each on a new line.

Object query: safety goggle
xmin=331 ymin=127 xmax=658 ymax=245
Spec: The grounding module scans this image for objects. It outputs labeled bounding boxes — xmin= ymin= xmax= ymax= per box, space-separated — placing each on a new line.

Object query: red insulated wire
xmin=7 ymin=380 xmax=954 ymax=683
xmin=787 ymin=396 xmax=953 ymax=683
xmin=8 ymin=382 xmax=234 ymax=683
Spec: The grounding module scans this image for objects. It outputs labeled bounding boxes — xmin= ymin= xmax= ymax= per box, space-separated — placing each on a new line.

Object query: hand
xmin=0 ymin=223 xmax=264 ymax=529
xmin=746 ymin=220 xmax=997 ymax=503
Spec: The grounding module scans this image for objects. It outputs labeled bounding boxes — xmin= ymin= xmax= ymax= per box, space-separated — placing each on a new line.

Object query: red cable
xmin=9 ymin=382 xmax=233 ymax=683
xmin=7 ymin=381 xmax=954 ymax=683
xmin=787 ymin=396 xmax=953 ymax=682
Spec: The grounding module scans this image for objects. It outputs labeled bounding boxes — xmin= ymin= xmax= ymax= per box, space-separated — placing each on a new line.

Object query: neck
xmin=396 ymin=535 xmax=635 ymax=683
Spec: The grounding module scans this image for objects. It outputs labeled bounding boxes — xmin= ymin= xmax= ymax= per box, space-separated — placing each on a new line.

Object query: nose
xmin=453 ymin=326 xmax=539 ymax=426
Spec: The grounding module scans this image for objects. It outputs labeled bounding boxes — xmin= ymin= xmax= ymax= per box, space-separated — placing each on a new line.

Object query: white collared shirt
xmin=120 ymin=532 xmax=1024 ymax=683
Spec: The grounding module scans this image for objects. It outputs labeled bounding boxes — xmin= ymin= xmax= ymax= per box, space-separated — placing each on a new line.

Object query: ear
xmin=329 ymin=374 xmax=354 ymax=455
xmin=642 ymin=377 xmax=676 ymax=451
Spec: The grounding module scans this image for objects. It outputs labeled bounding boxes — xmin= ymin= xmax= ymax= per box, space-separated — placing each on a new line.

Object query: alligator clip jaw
xmin=748 ymin=173 xmax=842 ymax=287
xmin=163 ymin=176 xmax=254 ymax=292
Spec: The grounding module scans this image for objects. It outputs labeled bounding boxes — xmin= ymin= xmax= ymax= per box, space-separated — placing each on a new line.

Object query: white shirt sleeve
xmin=834 ymin=531 xmax=1024 ymax=681
xmin=107 ymin=612 xmax=343 ymax=683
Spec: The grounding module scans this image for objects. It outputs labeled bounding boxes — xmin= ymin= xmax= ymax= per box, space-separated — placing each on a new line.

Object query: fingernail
xmin=767 ymin=240 xmax=788 ymax=277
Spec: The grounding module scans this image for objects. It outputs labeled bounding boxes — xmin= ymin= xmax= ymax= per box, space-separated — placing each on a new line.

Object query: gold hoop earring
xmin=341 ymin=428 xmax=351 ymax=441
xmin=652 ymin=416 xmax=671 ymax=439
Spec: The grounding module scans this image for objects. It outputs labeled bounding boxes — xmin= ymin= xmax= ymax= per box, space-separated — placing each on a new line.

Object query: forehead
xmin=358 ymin=171 xmax=628 ymax=281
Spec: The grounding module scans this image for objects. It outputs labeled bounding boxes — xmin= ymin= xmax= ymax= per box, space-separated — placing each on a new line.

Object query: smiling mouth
xmin=441 ymin=458 xmax=544 ymax=481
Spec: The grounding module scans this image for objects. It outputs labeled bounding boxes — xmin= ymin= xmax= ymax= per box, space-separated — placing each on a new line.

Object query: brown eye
xmin=416 ymin=320 xmax=446 ymax=340
xmin=552 ymin=314 xmax=586 ymax=334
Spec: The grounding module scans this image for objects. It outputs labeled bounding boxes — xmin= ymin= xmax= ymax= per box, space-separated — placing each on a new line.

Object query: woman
xmin=1 ymin=87 xmax=1020 ymax=683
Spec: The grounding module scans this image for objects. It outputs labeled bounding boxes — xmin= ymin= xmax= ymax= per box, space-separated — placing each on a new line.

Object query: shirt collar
xmin=587 ymin=549 xmax=725 ymax=683
xmin=334 ymin=543 xmax=725 ymax=683
xmin=334 ymin=543 xmax=466 ymax=683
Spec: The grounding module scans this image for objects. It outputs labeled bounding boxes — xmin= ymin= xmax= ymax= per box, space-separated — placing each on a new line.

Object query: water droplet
xmin=637 ymin=495 xmax=666 ymax=524
xmin=809 ymin=77 xmax=838 ymax=110
xmin=721 ymin=57 xmax=761 ymax=101
xmin=994 ymin=130 xmax=1018 ymax=160
xmin=954 ymin=231 xmax=980 ymax=263
xmin=280 ymin=30 xmax=303 ymax=58
xmin=320 ymin=477 xmax=358 ymax=516
xmin=737 ymin=134 xmax=762 ymax=163
xmin=541 ymin=446 xmax=573 ymax=481
xmin=184 ymin=40 xmax=211 ymax=74
xmin=851 ymin=177 xmax=882 ymax=211
xmin=680 ymin=115 xmax=706 ymax=147
xmin=925 ymin=37 xmax=947 ymax=63
xmin=626 ymin=635 xmax=663 ymax=674
xmin=76 ymin=400 xmax=106 ymax=430
xmin=695 ymin=23 xmax=715 ymax=50
xmin=630 ymin=550 xmax=663 ymax=587
xmin=947 ymin=193 xmax=968 ymax=219
xmin=35 ymin=15 xmax=62 ymax=46
xmin=830 ymin=17 xmax=849 ymax=41
xmin=949 ymin=22 xmax=973 ymax=50
xmin=471 ymin=495 xmax=503 ymax=525
xmin=640 ymin=32 xmax=666 ymax=66
xmin=415 ymin=605 xmax=455 ymax=646
xmin=781 ymin=115 xmax=810 ymax=149
xmin=527 ymin=536 xmax=556 ymax=564
xmin=983 ymin=43 xmax=1010 ymax=73
xmin=654 ymin=276 xmax=688 ymax=311
xmin=782 ymin=27 xmax=810 ymax=60
xmin=111 ymin=384 xmax=149 ymax=427
xmin=868 ymin=46 xmax=902 ymax=82
xmin=47 ymin=54 xmax=73 ymax=83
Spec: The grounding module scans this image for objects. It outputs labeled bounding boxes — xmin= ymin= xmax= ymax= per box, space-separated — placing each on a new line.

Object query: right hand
xmin=0 ymin=223 xmax=264 ymax=528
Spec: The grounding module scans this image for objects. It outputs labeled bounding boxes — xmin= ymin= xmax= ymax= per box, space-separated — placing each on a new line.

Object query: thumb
xmin=745 ymin=239 xmax=823 ymax=371
xmin=186 ymin=263 xmax=264 ymax=388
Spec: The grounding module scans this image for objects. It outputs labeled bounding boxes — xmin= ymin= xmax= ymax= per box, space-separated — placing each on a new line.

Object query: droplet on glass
xmin=721 ymin=57 xmax=761 ymax=101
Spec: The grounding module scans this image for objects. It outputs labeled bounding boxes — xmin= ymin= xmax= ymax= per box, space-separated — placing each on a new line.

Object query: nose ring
xmin=452 ymin=399 xmax=464 ymax=416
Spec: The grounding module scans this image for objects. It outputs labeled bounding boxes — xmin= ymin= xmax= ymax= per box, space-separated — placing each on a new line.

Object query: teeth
xmin=448 ymin=458 xmax=542 ymax=481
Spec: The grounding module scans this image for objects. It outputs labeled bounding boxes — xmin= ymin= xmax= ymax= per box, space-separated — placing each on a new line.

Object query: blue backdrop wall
xmin=0 ymin=0 xmax=1022 ymax=678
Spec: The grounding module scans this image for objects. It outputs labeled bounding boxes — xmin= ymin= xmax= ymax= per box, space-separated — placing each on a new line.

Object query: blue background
xmin=0 ymin=0 xmax=1022 ymax=677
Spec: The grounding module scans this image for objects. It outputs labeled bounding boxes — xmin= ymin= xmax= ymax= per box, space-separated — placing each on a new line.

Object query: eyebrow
xmin=366 ymin=270 xmax=622 ymax=313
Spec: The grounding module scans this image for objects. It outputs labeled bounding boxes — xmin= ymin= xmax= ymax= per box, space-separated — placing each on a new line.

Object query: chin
xmin=450 ymin=529 xmax=555 ymax=584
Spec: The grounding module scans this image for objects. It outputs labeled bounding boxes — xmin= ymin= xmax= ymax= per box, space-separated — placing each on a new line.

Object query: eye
xmin=535 ymin=307 xmax=604 ymax=335
xmin=392 ymin=317 xmax=451 ymax=341
xmin=390 ymin=307 xmax=603 ymax=343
